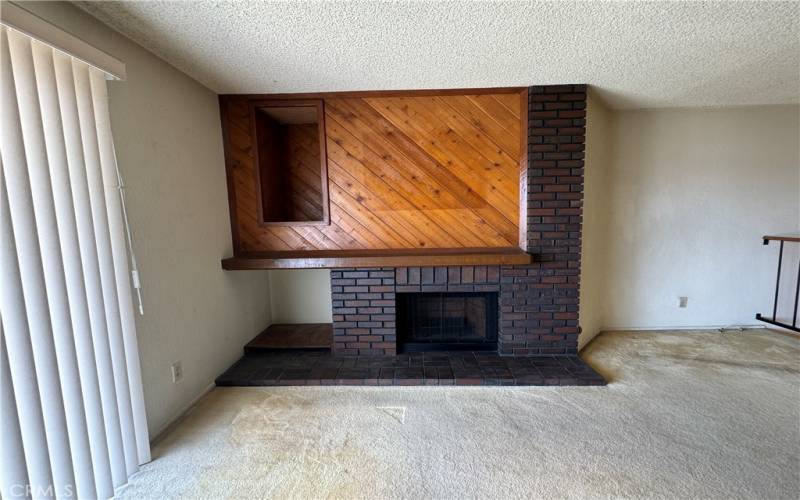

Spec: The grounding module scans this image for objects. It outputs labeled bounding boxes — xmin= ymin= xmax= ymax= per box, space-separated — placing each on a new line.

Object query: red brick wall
xmin=331 ymin=268 xmax=397 ymax=356
xmin=331 ymin=85 xmax=586 ymax=356
xmin=501 ymin=84 xmax=586 ymax=355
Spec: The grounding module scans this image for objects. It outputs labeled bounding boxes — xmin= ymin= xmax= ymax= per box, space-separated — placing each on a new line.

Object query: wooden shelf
xmin=222 ymin=248 xmax=534 ymax=269
xmin=245 ymin=324 xmax=332 ymax=352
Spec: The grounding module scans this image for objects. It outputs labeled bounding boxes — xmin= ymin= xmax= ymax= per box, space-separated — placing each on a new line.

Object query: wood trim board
xmin=222 ymin=248 xmax=533 ymax=269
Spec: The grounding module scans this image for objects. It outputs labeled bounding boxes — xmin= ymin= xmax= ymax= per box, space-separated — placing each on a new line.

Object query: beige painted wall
xmin=579 ymin=93 xmax=613 ymax=349
xmin=23 ymin=2 xmax=272 ymax=437
xmin=268 ymin=270 xmax=333 ymax=323
xmin=583 ymin=104 xmax=799 ymax=336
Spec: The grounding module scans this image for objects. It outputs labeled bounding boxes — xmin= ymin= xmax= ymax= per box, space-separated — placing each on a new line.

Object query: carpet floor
xmin=118 ymin=329 xmax=799 ymax=499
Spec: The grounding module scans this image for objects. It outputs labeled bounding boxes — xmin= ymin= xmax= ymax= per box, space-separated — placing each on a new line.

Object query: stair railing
xmin=756 ymin=235 xmax=800 ymax=332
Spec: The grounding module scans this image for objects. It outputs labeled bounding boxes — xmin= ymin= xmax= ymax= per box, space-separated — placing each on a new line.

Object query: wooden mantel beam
xmin=221 ymin=248 xmax=533 ymax=270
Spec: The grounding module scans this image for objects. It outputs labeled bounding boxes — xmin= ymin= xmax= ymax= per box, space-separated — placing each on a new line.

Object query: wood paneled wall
xmin=221 ymin=90 xmax=525 ymax=253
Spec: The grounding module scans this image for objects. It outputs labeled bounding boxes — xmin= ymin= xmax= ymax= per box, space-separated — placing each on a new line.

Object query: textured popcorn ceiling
xmin=76 ymin=0 xmax=799 ymax=109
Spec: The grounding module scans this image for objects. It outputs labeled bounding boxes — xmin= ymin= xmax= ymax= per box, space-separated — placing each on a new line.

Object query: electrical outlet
xmin=678 ymin=296 xmax=688 ymax=308
xmin=171 ymin=361 xmax=183 ymax=383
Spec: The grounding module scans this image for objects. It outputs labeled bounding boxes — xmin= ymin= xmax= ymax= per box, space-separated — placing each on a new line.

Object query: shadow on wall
xmin=578 ymin=91 xmax=613 ymax=349
xmin=268 ymin=269 xmax=333 ymax=323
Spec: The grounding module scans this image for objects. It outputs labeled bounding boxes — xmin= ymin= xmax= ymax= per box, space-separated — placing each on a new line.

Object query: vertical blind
xmin=0 ymin=26 xmax=149 ymax=499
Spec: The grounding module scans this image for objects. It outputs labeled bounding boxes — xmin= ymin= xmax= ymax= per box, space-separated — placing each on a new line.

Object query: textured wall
xmin=579 ymin=93 xmax=612 ymax=348
xmin=268 ymin=269 xmax=333 ymax=323
xmin=600 ymin=105 xmax=800 ymax=330
xmin=23 ymin=2 xmax=272 ymax=437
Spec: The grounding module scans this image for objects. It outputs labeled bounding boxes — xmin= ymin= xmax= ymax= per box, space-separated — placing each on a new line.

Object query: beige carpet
xmin=118 ymin=329 xmax=799 ymax=499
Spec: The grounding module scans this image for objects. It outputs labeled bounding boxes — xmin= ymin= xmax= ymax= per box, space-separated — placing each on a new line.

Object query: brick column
xmin=498 ymin=85 xmax=586 ymax=355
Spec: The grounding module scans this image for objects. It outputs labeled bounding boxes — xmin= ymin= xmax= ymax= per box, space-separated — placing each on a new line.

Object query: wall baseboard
xmin=148 ymin=381 xmax=216 ymax=449
xmin=578 ymin=324 xmax=777 ymax=352
xmin=599 ymin=324 xmax=767 ymax=332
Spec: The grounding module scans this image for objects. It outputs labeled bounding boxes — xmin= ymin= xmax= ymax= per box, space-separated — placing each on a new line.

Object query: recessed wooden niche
xmin=251 ymin=99 xmax=330 ymax=225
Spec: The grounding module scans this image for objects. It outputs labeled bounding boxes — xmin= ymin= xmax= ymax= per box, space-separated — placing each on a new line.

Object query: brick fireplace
xmin=330 ymin=85 xmax=586 ymax=358
xmin=216 ymin=85 xmax=603 ymax=386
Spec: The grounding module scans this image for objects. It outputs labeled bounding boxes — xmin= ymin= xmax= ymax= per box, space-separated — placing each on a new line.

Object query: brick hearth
xmin=216 ymin=350 xmax=604 ymax=386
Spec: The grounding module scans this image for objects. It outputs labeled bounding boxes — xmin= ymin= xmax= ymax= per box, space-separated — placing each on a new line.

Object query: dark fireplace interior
xmin=397 ymin=292 xmax=498 ymax=352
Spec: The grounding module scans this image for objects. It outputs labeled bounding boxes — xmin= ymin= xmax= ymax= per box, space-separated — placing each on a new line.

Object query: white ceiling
xmin=76 ymin=0 xmax=800 ymax=109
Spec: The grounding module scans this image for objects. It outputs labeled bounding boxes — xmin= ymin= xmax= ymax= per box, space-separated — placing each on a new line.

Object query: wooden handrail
xmin=762 ymin=234 xmax=800 ymax=243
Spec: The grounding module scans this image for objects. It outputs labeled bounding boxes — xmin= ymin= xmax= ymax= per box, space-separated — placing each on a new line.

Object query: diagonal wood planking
xmin=223 ymin=92 xmax=523 ymax=252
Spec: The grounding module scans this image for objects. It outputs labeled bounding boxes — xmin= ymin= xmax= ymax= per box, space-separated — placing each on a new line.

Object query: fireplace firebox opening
xmin=397 ymin=292 xmax=498 ymax=352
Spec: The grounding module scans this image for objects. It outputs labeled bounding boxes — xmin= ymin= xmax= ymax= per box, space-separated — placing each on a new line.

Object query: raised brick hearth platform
xmin=216 ymin=351 xmax=604 ymax=386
